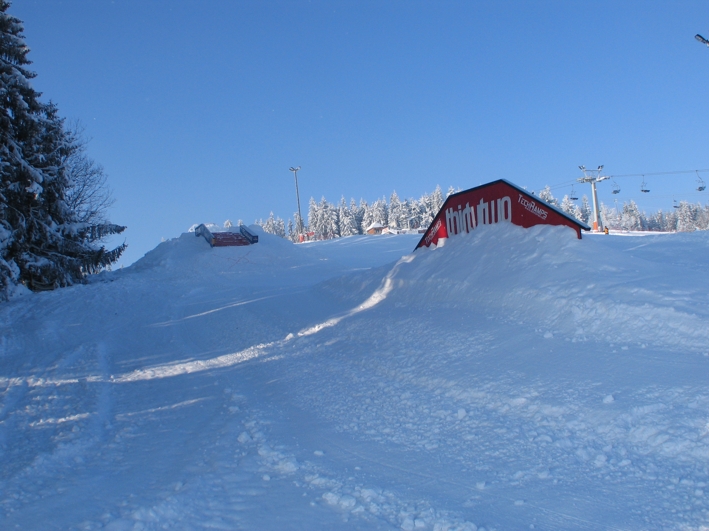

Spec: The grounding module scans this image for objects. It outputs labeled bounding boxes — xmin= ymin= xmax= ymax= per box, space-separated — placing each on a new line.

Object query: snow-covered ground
xmin=2 ymin=224 xmax=709 ymax=530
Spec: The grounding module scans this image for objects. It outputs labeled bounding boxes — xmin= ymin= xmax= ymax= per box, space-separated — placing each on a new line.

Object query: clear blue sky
xmin=12 ymin=0 xmax=709 ymax=265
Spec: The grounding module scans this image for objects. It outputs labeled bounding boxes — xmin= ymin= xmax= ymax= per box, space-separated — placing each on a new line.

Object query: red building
xmin=415 ymin=179 xmax=590 ymax=250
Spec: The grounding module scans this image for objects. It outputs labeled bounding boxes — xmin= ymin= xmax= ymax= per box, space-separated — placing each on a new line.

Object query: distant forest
xmin=255 ymin=185 xmax=709 ymax=241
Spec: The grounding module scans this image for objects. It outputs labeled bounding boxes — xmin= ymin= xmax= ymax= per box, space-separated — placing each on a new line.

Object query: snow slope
xmin=1 ymin=224 xmax=709 ymax=530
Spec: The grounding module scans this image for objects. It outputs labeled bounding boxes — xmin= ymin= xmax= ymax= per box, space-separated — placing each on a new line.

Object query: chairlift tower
xmin=289 ymin=166 xmax=304 ymax=236
xmin=577 ymin=165 xmax=609 ymax=231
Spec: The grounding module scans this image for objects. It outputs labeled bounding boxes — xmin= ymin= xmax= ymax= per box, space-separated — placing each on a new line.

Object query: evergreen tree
xmin=318 ymin=197 xmax=339 ymax=239
xmin=431 ymin=185 xmax=444 ymax=212
xmin=388 ymin=191 xmax=402 ymax=229
xmin=360 ymin=199 xmax=374 ymax=232
xmin=579 ymin=196 xmax=592 ymax=224
xmin=538 ymin=186 xmax=559 ymax=207
xmin=260 ymin=212 xmax=286 ymax=238
xmin=560 ymin=195 xmax=575 ymax=216
xmin=0 ymin=3 xmax=125 ymax=298
xmin=338 ymin=197 xmax=358 ymax=236
xmin=292 ymin=212 xmax=304 ymax=238
xmin=419 ymin=191 xmax=435 ymax=228
xmin=676 ymin=201 xmax=697 ymax=232
xmin=599 ymin=203 xmax=619 ymax=230
xmin=646 ymin=210 xmax=665 ymax=232
xmin=307 ymin=197 xmax=318 ymax=238
xmin=354 ymin=199 xmax=366 ymax=234
xmin=620 ymin=201 xmax=644 ymax=231
xmin=698 ymin=205 xmax=709 ymax=231
xmin=371 ymin=197 xmax=388 ymax=226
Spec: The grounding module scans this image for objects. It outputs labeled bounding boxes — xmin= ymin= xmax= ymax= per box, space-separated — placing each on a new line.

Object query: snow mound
xmin=325 ymin=223 xmax=709 ymax=353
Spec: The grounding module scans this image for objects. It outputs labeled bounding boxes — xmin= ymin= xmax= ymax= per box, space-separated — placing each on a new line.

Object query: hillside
xmin=1 ymin=225 xmax=709 ymax=530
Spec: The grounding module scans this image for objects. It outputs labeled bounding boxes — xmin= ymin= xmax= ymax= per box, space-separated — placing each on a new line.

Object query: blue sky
xmin=12 ymin=0 xmax=709 ymax=265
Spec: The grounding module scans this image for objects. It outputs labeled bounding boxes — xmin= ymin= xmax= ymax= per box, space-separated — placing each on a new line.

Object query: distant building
xmin=365 ymin=222 xmax=386 ymax=235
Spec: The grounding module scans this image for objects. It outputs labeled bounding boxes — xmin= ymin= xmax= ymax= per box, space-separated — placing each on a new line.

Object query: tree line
xmin=0 ymin=3 xmax=124 ymax=300
xmin=538 ymin=186 xmax=709 ymax=233
xmin=257 ymin=186 xmax=448 ymax=241
xmin=258 ymin=184 xmax=709 ymax=240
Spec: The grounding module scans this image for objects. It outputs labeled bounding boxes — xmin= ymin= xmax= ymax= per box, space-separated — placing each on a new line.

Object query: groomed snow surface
xmin=2 ymin=224 xmax=709 ymax=530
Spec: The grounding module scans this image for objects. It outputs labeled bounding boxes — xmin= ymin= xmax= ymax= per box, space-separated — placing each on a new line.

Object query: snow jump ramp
xmin=415 ymin=179 xmax=590 ymax=250
xmin=195 ymin=223 xmax=259 ymax=247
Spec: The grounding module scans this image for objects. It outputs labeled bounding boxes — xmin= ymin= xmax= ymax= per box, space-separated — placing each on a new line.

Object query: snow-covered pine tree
xmin=261 ymin=212 xmax=286 ymax=237
xmin=560 ymin=195 xmax=575 ymax=216
xmin=620 ymin=201 xmax=644 ymax=231
xmin=431 ymin=185 xmax=444 ymax=212
xmin=646 ymin=210 xmax=665 ymax=232
xmin=676 ymin=201 xmax=698 ymax=232
xmin=538 ymin=186 xmax=558 ymax=207
xmin=292 ymin=212 xmax=304 ymax=238
xmin=274 ymin=217 xmax=286 ymax=238
xmin=0 ymin=3 xmax=125 ymax=298
xmin=419 ymin=191 xmax=436 ymax=228
xmin=697 ymin=205 xmax=709 ymax=231
xmin=318 ymin=197 xmax=339 ymax=239
xmin=388 ymin=191 xmax=402 ymax=229
xmin=338 ymin=197 xmax=359 ymax=237
xmin=371 ymin=198 xmax=388 ymax=227
xmin=580 ymin=196 xmax=592 ymax=224
xmin=354 ymin=199 xmax=366 ymax=234
xmin=404 ymin=198 xmax=418 ymax=229
xmin=360 ymin=199 xmax=374 ymax=233
xmin=307 ymin=197 xmax=318 ymax=238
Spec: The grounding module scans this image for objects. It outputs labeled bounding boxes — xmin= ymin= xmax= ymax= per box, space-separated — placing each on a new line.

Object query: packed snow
xmin=1 ymin=223 xmax=709 ymax=530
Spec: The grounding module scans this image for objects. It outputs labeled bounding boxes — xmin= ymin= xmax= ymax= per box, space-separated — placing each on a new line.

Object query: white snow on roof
xmin=365 ymin=222 xmax=386 ymax=230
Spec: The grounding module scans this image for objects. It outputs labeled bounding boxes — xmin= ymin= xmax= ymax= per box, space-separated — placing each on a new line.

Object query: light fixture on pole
xmin=577 ymin=165 xmax=609 ymax=232
xmin=289 ymin=166 xmax=303 ymax=237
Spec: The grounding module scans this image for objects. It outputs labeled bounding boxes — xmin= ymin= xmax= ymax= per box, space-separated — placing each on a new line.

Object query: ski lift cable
xmin=609 ymin=169 xmax=709 ymax=179
xmin=538 ymin=168 xmax=709 ymax=195
xmin=548 ymin=168 xmax=709 ymax=190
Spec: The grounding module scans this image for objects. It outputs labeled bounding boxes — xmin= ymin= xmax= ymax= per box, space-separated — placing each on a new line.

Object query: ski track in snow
xmin=1 ymin=226 xmax=709 ymax=530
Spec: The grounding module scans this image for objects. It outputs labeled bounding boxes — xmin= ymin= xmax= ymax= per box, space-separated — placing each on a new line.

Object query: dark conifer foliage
xmin=0 ymin=2 xmax=125 ymax=299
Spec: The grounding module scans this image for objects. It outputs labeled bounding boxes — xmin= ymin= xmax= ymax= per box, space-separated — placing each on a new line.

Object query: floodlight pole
xmin=289 ymin=166 xmax=303 ymax=236
xmin=577 ymin=165 xmax=609 ymax=231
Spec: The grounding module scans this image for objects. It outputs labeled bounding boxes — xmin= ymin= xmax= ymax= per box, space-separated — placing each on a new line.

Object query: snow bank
xmin=336 ymin=223 xmax=709 ymax=353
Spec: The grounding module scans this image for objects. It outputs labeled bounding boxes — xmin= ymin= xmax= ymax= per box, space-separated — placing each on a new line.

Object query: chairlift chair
xmin=611 ymin=180 xmax=621 ymax=194
xmin=640 ymin=176 xmax=650 ymax=193
xmin=569 ymin=186 xmax=578 ymax=201
xmin=696 ymin=171 xmax=706 ymax=192
xmin=673 ymin=198 xmax=679 ymax=209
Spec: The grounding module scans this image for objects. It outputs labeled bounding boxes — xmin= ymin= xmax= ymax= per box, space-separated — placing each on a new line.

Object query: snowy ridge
xmin=1 ymin=224 xmax=709 ymax=530
xmin=396 ymin=224 xmax=709 ymax=353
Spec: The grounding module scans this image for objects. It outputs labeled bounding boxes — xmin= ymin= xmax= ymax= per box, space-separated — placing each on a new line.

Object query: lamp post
xmin=289 ymin=166 xmax=303 ymax=237
xmin=577 ymin=165 xmax=609 ymax=232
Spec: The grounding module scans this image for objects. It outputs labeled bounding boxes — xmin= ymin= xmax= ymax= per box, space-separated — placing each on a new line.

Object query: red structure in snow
xmin=415 ymin=179 xmax=590 ymax=250
xmin=195 ymin=224 xmax=259 ymax=247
